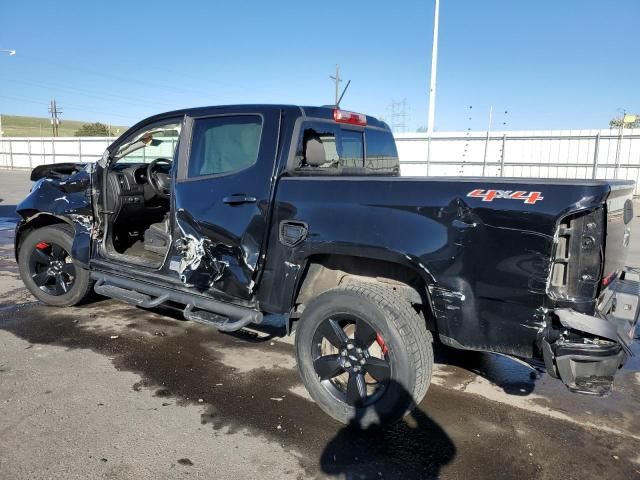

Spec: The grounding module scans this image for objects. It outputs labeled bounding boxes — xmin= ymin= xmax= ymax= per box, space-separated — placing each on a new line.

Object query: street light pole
xmin=426 ymin=0 xmax=440 ymax=135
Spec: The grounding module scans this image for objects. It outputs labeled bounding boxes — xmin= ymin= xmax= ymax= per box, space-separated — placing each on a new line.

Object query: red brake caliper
xmin=376 ymin=333 xmax=388 ymax=355
xmin=35 ymin=242 xmax=49 ymax=250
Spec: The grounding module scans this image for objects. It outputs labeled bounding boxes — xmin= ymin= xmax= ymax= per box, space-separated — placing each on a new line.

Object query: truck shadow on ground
xmin=320 ymin=381 xmax=456 ymax=479
xmin=433 ymin=342 xmax=538 ymax=396
xmin=147 ymin=304 xmax=539 ymax=397
xmin=0 ymin=302 xmax=458 ymax=479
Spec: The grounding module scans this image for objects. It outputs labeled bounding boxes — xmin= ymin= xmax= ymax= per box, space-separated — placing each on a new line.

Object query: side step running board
xmin=91 ymin=272 xmax=262 ymax=332
xmin=94 ymin=280 xmax=169 ymax=308
xmin=183 ymin=304 xmax=254 ymax=332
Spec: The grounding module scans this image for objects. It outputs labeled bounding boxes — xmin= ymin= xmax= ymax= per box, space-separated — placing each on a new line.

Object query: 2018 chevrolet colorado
xmin=14 ymin=105 xmax=638 ymax=426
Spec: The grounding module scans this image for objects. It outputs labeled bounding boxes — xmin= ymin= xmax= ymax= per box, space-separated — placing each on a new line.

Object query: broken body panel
xmin=15 ymin=164 xmax=93 ymax=268
xmin=14 ymin=104 xmax=638 ymax=396
xmin=261 ymin=176 xmax=636 ymax=395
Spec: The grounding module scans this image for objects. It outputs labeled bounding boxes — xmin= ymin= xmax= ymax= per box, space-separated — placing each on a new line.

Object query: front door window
xmin=114 ymin=123 xmax=181 ymax=165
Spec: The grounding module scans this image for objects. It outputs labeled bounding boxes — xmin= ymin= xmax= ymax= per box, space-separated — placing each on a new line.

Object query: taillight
xmin=548 ymin=208 xmax=604 ymax=302
xmin=333 ymin=109 xmax=367 ymax=126
xmin=601 ymin=271 xmax=616 ymax=287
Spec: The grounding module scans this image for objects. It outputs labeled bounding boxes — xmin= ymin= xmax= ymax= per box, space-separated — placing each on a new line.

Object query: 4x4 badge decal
xmin=467 ymin=189 xmax=544 ymax=204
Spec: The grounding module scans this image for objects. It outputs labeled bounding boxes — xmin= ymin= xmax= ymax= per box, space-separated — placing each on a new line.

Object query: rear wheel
xmin=295 ymin=282 xmax=433 ymax=427
xmin=18 ymin=225 xmax=93 ymax=306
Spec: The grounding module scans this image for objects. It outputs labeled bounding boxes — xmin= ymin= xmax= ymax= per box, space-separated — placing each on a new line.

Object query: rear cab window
xmin=294 ymin=121 xmax=399 ymax=176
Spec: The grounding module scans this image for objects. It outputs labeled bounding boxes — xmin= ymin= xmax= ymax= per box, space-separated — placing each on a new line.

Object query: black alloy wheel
xmin=18 ymin=225 xmax=93 ymax=306
xmin=295 ymin=282 xmax=434 ymax=427
xmin=312 ymin=315 xmax=392 ymax=407
xmin=28 ymin=241 xmax=76 ymax=296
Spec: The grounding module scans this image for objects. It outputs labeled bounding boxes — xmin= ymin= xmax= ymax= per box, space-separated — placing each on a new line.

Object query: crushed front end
xmin=542 ymin=185 xmax=638 ymax=395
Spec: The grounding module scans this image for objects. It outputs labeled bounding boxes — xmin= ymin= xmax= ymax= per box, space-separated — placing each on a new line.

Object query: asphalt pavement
xmin=0 ymin=169 xmax=638 ymax=479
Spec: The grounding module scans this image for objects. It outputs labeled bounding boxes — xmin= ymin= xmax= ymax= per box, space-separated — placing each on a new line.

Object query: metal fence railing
xmin=2 ymin=128 xmax=640 ymax=193
xmin=0 ymin=136 xmax=115 ymax=169
xmin=394 ymin=128 xmax=640 ymax=193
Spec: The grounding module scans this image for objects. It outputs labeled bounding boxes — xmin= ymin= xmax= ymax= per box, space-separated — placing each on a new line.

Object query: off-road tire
xmin=295 ymin=281 xmax=433 ymax=427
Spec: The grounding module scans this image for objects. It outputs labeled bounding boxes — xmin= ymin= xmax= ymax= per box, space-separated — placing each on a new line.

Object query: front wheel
xmin=18 ymin=225 xmax=93 ymax=307
xmin=295 ymin=282 xmax=433 ymax=427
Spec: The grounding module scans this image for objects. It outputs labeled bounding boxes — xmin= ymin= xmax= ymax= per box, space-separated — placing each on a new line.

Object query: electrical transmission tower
xmin=48 ymin=99 xmax=62 ymax=137
xmin=388 ymin=98 xmax=409 ymax=133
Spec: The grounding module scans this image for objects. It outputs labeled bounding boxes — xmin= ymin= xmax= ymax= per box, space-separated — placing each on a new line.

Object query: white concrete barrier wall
xmin=0 ymin=137 xmax=114 ymax=169
xmin=395 ymin=129 xmax=640 ymax=194
xmin=2 ymin=128 xmax=640 ymax=193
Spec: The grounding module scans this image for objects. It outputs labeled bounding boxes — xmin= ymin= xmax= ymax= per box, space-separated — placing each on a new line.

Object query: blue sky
xmin=0 ymin=0 xmax=638 ymax=131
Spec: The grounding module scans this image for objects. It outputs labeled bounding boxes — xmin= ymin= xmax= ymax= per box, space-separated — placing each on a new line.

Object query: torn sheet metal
xmin=15 ymin=164 xmax=94 ymax=267
xmin=555 ymin=308 xmax=618 ymax=342
xmin=173 ymin=211 xmax=226 ymax=288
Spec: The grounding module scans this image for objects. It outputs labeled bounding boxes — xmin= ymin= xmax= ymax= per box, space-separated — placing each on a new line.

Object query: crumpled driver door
xmin=169 ymin=107 xmax=280 ymax=301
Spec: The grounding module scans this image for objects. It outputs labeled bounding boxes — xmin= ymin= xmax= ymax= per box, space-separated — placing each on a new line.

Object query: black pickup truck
xmin=14 ymin=105 xmax=639 ymax=426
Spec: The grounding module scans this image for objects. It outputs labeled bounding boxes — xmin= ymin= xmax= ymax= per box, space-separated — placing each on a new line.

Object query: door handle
xmin=223 ymin=194 xmax=257 ymax=205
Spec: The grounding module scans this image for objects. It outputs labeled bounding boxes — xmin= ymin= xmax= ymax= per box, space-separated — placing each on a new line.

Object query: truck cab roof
xmin=125 ymin=104 xmax=391 ymax=135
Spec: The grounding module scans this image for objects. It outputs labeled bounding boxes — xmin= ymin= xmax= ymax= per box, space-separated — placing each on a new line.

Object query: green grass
xmin=0 ymin=114 xmax=128 ymax=137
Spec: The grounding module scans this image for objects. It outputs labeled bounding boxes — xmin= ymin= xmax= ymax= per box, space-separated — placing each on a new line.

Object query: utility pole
xmin=0 ymin=113 xmax=3 ymax=137
xmin=330 ymin=64 xmax=342 ymax=107
xmin=48 ymin=99 xmax=62 ymax=137
xmin=427 ymin=0 xmax=440 ymax=135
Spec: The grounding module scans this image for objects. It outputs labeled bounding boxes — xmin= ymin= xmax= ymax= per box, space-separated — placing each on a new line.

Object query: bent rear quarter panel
xmin=259 ymin=176 xmax=614 ymax=358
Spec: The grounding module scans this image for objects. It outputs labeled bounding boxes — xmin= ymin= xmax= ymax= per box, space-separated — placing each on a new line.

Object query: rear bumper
xmin=544 ymin=271 xmax=638 ymax=395
xmin=543 ymin=339 xmax=627 ymax=395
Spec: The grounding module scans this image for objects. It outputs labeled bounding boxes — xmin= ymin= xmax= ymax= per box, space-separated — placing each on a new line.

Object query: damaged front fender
xmin=15 ymin=165 xmax=94 ymax=267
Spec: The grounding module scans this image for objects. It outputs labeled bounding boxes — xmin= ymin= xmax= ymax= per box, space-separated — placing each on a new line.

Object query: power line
xmin=30 ymin=59 xmax=241 ymax=101
xmin=0 ymin=94 xmax=133 ymax=120
xmin=4 ymin=78 xmax=176 ymax=110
